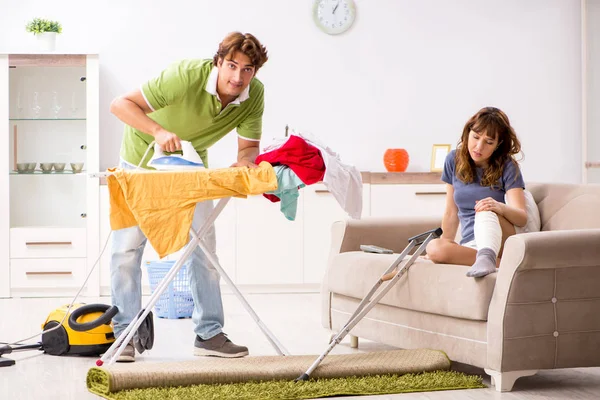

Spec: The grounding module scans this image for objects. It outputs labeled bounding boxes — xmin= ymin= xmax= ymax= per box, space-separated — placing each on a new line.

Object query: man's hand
xmin=234 ymin=137 xmax=260 ymax=168
xmin=231 ymin=159 xmax=258 ymax=168
xmin=154 ymin=129 xmax=181 ymax=153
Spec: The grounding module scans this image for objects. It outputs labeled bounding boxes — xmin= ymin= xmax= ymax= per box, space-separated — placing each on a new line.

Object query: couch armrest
xmin=329 ymin=216 xmax=443 ymax=257
xmin=487 ymin=229 xmax=600 ymax=372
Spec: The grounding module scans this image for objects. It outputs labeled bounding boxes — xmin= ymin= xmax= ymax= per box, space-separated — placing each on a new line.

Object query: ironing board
xmin=92 ymin=168 xmax=290 ymax=366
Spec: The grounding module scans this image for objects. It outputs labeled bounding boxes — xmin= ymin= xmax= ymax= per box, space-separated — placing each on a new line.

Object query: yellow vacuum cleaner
xmin=44 ymin=303 xmax=118 ymax=356
xmin=0 ymin=303 xmax=118 ymax=367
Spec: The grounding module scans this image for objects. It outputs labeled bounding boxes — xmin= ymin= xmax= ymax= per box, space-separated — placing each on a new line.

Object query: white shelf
xmin=0 ymin=53 xmax=100 ymax=298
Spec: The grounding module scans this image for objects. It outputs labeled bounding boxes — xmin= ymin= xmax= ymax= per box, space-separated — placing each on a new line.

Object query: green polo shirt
xmin=119 ymin=59 xmax=264 ymax=168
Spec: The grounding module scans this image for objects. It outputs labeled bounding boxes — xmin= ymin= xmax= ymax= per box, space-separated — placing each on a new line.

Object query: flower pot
xmin=37 ymin=32 xmax=57 ymax=51
xmin=383 ymin=148 xmax=410 ymax=172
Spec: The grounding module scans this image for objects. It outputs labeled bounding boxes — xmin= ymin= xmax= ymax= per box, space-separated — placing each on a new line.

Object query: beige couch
xmin=321 ymin=182 xmax=600 ymax=392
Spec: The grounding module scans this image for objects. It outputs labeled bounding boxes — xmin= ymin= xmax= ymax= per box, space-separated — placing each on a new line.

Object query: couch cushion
xmin=327 ymin=251 xmax=497 ymax=321
xmin=527 ymin=183 xmax=600 ymax=231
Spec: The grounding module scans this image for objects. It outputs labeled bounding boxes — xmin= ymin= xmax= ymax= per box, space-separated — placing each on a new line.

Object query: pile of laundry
xmin=256 ymin=131 xmax=363 ymax=221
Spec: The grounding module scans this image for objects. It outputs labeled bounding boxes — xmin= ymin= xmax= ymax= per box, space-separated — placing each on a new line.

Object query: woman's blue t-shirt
xmin=441 ymin=149 xmax=525 ymax=244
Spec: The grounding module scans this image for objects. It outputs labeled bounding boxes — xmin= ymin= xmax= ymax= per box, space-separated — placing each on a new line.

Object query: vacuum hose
xmin=68 ymin=304 xmax=119 ymax=332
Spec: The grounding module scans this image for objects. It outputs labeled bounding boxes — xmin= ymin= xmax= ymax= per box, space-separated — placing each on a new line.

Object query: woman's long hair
xmin=455 ymin=107 xmax=522 ymax=187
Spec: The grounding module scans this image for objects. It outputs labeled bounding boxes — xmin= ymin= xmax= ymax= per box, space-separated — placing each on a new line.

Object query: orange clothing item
xmin=107 ymin=161 xmax=277 ymax=258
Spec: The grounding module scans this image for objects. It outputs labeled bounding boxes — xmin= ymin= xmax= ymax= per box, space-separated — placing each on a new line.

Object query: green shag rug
xmin=89 ymin=370 xmax=485 ymax=400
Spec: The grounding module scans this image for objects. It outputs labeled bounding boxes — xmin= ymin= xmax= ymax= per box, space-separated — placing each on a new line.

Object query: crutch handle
xmin=382 ymin=228 xmax=442 ymax=281
xmin=408 ymin=227 xmax=443 ymax=244
xmin=382 ymin=270 xmax=397 ymax=281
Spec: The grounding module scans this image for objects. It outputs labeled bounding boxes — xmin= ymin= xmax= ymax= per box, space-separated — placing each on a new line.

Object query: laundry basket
xmin=145 ymin=261 xmax=194 ymax=319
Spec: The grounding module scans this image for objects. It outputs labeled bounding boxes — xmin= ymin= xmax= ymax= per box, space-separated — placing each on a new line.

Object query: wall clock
xmin=313 ymin=0 xmax=356 ymax=35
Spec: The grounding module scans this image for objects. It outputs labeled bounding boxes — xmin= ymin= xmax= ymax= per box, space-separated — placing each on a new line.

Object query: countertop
xmin=100 ymin=171 xmax=442 ymax=186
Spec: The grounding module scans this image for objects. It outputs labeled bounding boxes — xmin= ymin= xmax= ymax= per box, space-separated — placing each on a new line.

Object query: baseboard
xmin=220 ymin=283 xmax=321 ymax=294
xmin=98 ymin=283 xmax=321 ymax=297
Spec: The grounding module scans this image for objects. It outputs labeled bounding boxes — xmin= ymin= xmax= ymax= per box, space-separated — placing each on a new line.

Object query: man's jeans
xmin=110 ymin=162 xmax=224 ymax=340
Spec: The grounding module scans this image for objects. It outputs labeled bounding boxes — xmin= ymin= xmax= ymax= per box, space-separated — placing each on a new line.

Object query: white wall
xmin=0 ymin=0 xmax=584 ymax=182
xmin=586 ymin=0 xmax=600 ymax=183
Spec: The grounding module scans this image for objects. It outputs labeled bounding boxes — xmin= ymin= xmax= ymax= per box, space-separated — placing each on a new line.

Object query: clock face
xmin=313 ymin=0 xmax=356 ymax=35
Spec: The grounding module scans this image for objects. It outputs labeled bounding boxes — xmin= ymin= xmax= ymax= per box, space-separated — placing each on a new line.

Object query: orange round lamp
xmin=383 ymin=149 xmax=410 ymax=172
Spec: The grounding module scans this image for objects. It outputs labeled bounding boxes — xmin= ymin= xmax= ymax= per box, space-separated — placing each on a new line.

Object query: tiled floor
xmin=1 ymin=293 xmax=599 ymax=399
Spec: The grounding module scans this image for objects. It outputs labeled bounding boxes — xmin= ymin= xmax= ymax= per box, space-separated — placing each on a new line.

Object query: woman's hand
xmin=475 ymin=197 xmax=505 ymax=215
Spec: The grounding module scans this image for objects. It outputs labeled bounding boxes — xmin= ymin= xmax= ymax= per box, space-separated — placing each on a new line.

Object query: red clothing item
xmin=256 ymin=135 xmax=325 ymax=185
xmin=256 ymin=135 xmax=326 ymax=203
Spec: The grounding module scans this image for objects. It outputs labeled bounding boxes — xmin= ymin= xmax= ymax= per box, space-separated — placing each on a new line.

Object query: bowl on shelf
xmin=16 ymin=163 xmax=29 ymax=174
xmin=40 ymin=163 xmax=53 ymax=173
xmin=70 ymin=162 xmax=84 ymax=173
xmin=26 ymin=163 xmax=37 ymax=173
xmin=53 ymin=163 xmax=66 ymax=172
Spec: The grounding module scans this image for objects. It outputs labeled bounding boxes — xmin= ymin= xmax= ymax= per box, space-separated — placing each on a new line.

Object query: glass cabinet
xmin=0 ymin=54 xmax=99 ymax=298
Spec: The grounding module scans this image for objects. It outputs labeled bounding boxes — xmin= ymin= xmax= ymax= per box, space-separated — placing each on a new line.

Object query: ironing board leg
xmin=195 ymin=235 xmax=290 ymax=356
xmin=98 ymin=198 xmax=232 ymax=366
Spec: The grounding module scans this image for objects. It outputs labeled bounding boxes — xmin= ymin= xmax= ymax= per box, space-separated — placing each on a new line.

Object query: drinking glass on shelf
xmin=16 ymin=91 xmax=24 ymax=118
xmin=31 ymin=91 xmax=41 ymax=119
xmin=51 ymin=92 xmax=62 ymax=119
xmin=70 ymin=91 xmax=78 ymax=117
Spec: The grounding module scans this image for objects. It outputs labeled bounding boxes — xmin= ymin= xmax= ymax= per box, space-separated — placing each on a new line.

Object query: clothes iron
xmin=147 ymin=140 xmax=205 ymax=170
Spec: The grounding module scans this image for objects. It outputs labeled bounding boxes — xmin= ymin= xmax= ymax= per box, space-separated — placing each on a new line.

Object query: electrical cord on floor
xmin=3 ymin=140 xmax=156 ymax=348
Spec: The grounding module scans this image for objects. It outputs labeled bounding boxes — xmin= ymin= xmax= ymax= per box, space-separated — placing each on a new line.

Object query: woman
xmin=426 ymin=107 xmax=527 ymax=278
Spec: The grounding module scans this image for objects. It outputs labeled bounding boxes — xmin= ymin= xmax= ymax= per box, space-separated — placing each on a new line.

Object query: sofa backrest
xmin=527 ymin=183 xmax=600 ymax=231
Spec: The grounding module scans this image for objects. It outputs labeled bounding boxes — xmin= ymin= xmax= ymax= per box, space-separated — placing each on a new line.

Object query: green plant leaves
xmin=25 ymin=18 xmax=63 ymax=35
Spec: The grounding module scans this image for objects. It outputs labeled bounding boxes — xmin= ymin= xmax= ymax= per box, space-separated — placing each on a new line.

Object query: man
xmin=109 ymin=32 xmax=268 ymax=362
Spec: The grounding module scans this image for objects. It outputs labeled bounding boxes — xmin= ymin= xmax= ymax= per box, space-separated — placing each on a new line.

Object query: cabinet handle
xmin=26 ymin=271 xmax=72 ymax=275
xmin=315 ymin=189 xmax=330 ymax=194
xmin=25 ymin=241 xmax=72 ymax=246
xmin=585 ymin=161 xmax=600 ymax=168
xmin=414 ymin=191 xmax=446 ymax=196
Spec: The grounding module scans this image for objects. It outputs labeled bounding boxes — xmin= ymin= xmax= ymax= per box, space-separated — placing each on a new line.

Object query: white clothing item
xmin=505 ymin=189 xmax=541 ymax=234
xmin=261 ymin=131 xmax=363 ymax=219
xmin=473 ymin=210 xmax=502 ymax=254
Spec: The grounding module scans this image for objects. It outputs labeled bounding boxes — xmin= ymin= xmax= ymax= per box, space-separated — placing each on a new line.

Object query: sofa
xmin=321 ymin=182 xmax=600 ymax=392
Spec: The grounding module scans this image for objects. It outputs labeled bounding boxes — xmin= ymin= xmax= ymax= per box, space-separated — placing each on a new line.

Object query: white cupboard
xmin=0 ymin=53 xmax=100 ymax=298
xmin=370 ymin=184 xmax=446 ymax=218
xmin=302 ymin=183 xmax=371 ymax=284
xmin=235 ymin=194 xmax=304 ymax=285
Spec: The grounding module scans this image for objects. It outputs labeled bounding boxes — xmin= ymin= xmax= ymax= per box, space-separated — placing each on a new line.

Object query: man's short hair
xmin=213 ymin=32 xmax=268 ymax=71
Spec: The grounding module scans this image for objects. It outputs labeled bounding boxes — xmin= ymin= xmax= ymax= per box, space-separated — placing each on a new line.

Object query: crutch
xmin=295 ymin=227 xmax=442 ymax=381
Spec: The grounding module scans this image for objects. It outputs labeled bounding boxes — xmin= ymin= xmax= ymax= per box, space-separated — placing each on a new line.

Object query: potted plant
xmin=25 ymin=18 xmax=62 ymax=51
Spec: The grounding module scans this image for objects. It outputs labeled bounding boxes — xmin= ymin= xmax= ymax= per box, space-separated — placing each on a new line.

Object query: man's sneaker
xmin=116 ymin=340 xmax=135 ymax=363
xmin=194 ymin=333 xmax=249 ymax=358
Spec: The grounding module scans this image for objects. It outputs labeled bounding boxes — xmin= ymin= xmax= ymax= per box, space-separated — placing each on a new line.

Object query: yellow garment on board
xmin=107 ymin=161 xmax=277 ymax=258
